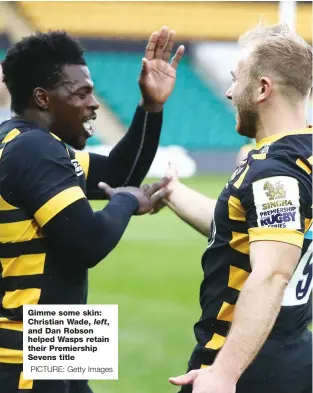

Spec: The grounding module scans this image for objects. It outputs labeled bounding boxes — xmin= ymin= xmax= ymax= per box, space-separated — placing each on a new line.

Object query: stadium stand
xmin=18 ymin=2 xmax=312 ymax=42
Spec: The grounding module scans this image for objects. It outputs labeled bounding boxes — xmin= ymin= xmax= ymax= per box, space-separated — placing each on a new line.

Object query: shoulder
xmin=245 ymin=139 xmax=312 ymax=185
xmin=8 ymin=128 xmax=63 ymax=147
xmin=0 ymin=129 xmax=75 ymax=191
xmin=246 ymin=156 xmax=292 ymax=180
xmin=269 ymin=132 xmax=312 ymax=162
xmin=0 ymin=128 xmax=79 ymax=205
xmin=2 ymin=129 xmax=69 ymax=164
xmin=239 ymin=155 xmax=311 ymax=209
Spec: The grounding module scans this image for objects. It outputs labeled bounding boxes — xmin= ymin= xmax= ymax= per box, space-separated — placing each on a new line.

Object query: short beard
xmin=236 ymin=84 xmax=259 ymax=138
xmin=237 ymin=107 xmax=259 ymax=138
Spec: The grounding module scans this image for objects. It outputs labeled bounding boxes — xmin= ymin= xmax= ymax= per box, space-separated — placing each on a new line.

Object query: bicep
xmin=42 ymin=193 xmax=138 ymax=268
xmin=41 ymin=197 xmax=99 ymax=266
xmin=250 ymin=241 xmax=302 ymax=281
xmin=34 ymin=186 xmax=86 ymax=227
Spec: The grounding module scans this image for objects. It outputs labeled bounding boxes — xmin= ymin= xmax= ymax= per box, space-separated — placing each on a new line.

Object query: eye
xmin=77 ymin=93 xmax=87 ymax=99
xmin=230 ymin=72 xmax=236 ymax=83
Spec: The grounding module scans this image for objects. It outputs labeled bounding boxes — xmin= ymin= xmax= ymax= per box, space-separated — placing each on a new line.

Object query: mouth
xmin=82 ymin=116 xmax=96 ymax=138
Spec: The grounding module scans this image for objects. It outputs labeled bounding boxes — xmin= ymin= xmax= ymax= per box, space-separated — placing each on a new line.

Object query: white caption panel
xmin=23 ymin=305 xmax=118 ymax=380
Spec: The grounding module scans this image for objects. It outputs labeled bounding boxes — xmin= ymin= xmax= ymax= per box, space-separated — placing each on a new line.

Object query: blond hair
xmin=239 ymin=23 xmax=312 ymax=99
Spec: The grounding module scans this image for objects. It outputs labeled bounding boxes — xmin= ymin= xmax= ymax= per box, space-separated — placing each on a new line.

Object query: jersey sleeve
xmin=238 ymin=157 xmax=312 ymax=248
xmin=0 ymin=130 xmax=139 ymax=269
xmin=1 ymin=130 xmax=86 ymax=226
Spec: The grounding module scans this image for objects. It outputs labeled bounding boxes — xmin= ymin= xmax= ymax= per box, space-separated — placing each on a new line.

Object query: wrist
xmin=166 ymin=180 xmax=183 ymax=203
xmin=139 ymin=99 xmax=163 ymax=113
xmin=210 ymin=359 xmax=240 ymax=384
xmin=112 ymin=192 xmax=139 ymax=214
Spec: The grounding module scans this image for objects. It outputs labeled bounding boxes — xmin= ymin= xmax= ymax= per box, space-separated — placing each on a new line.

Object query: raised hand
xmin=98 ymin=177 xmax=171 ymax=215
xmin=150 ymin=161 xmax=180 ymax=214
xmin=139 ymin=26 xmax=185 ymax=111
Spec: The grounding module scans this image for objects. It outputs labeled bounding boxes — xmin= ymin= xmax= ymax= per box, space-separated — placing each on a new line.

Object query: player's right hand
xmin=98 ymin=177 xmax=171 ymax=215
xmin=150 ymin=161 xmax=180 ymax=214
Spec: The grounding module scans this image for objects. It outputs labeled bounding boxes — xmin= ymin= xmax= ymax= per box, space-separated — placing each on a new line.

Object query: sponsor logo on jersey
xmin=71 ymin=159 xmax=84 ymax=176
xmin=263 ymin=180 xmax=286 ymax=200
xmin=260 ymin=206 xmax=296 ymax=216
xmin=252 ymin=176 xmax=301 ymax=230
xmin=260 ymin=211 xmax=296 ymax=228
xmin=262 ymin=199 xmax=293 ymax=210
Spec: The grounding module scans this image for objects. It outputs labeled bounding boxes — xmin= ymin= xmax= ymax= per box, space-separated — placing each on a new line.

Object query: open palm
xmin=139 ymin=27 xmax=185 ymax=106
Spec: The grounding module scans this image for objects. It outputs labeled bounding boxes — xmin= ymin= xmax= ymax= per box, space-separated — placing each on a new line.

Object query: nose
xmin=89 ymin=94 xmax=100 ymax=111
xmin=225 ymin=87 xmax=232 ymax=100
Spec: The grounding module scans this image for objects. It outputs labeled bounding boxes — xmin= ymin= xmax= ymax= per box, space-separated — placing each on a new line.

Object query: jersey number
xmin=282 ymin=243 xmax=312 ymax=306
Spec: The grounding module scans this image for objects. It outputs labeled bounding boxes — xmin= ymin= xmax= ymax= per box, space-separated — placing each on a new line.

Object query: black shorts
xmin=179 ymin=329 xmax=312 ymax=393
xmin=0 ymin=363 xmax=93 ymax=393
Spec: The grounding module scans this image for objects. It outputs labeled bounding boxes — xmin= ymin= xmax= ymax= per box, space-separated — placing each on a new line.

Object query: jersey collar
xmin=256 ymin=127 xmax=312 ymax=150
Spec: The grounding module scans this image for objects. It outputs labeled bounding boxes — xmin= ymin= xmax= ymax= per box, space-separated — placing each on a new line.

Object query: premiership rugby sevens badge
xmin=252 ymin=176 xmax=301 ymax=229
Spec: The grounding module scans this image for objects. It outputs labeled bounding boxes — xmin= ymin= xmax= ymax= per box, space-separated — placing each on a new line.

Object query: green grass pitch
xmin=88 ymin=174 xmax=229 ymax=393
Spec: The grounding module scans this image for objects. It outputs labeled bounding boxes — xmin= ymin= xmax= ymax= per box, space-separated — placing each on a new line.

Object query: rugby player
xmin=152 ymin=24 xmax=312 ymax=393
xmin=0 ymin=27 xmax=184 ymax=393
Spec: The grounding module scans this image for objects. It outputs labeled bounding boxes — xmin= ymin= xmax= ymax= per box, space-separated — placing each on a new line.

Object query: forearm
xmin=89 ymin=193 xmax=139 ymax=265
xmin=115 ymin=105 xmax=162 ymax=186
xmin=165 ymin=182 xmax=216 ymax=237
xmin=87 ymin=106 xmax=162 ymax=195
xmin=212 ymin=272 xmax=287 ymax=382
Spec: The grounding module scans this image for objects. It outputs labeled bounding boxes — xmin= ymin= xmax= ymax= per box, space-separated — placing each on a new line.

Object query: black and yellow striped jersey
xmin=192 ymin=129 xmax=312 ymax=369
xmin=0 ymin=108 xmax=162 ymax=365
xmin=0 ymin=120 xmax=92 ymax=365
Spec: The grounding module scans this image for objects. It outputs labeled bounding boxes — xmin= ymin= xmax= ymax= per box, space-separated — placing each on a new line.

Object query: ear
xmin=33 ymin=87 xmax=49 ymax=111
xmin=257 ymin=77 xmax=272 ymax=104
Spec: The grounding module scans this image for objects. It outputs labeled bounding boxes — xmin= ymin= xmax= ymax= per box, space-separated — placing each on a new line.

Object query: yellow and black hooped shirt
xmin=0 ymin=107 xmax=163 ymax=366
xmin=192 ymin=129 xmax=312 ymax=369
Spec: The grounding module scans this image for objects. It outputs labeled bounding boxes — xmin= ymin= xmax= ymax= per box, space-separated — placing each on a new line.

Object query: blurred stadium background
xmin=0 ymin=2 xmax=311 ymax=392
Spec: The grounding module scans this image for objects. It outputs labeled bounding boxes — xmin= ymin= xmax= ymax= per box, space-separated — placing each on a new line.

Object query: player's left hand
xmin=169 ymin=368 xmax=236 ymax=393
xmin=139 ymin=26 xmax=185 ymax=112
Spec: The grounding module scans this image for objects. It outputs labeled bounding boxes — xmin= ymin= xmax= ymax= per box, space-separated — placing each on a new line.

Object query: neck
xmin=16 ymin=109 xmax=51 ymax=132
xmin=255 ymin=98 xmax=308 ymax=143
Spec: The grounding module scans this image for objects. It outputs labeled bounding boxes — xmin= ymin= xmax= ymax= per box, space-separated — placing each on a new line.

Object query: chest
xmin=214 ymin=162 xmax=248 ymax=226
